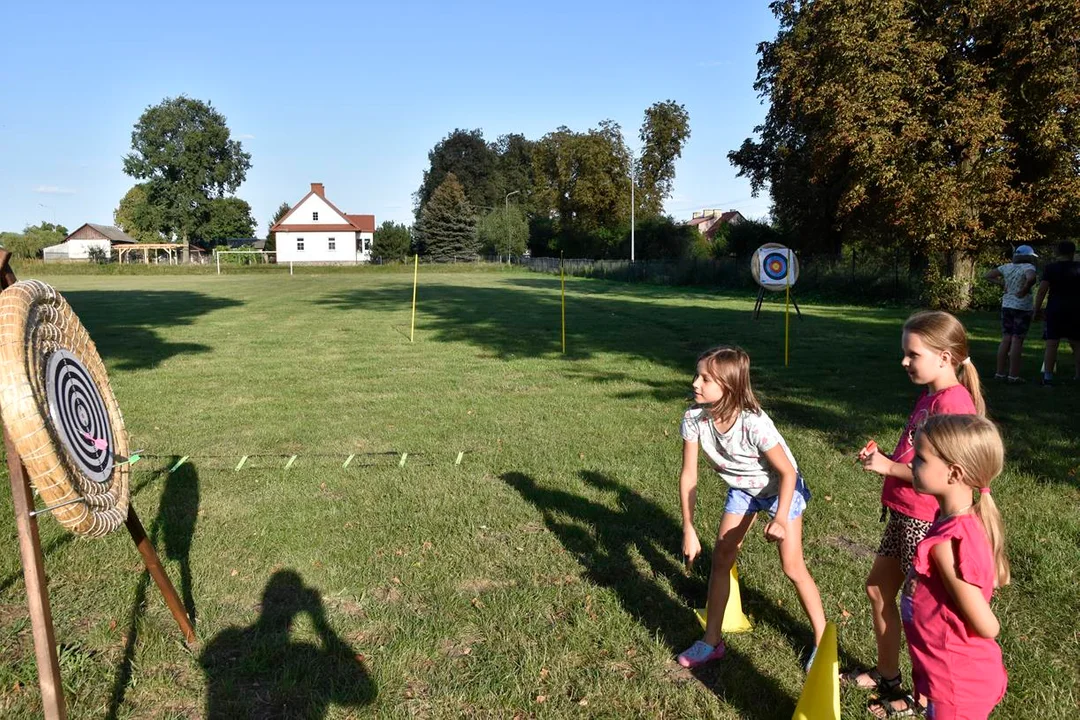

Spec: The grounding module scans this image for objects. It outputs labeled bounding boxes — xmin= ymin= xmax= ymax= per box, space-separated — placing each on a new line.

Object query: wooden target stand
xmin=752 ymin=285 xmax=802 ymax=319
xmin=0 ymin=252 xmax=195 ymax=720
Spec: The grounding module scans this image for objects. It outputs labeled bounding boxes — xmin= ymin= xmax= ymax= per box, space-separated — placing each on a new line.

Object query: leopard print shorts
xmin=877 ymin=509 xmax=933 ymax=574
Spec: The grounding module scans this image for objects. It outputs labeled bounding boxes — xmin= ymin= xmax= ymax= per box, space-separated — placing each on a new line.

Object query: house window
xmin=328 ymin=238 xmax=336 ymax=251
xmin=297 ymin=238 xmax=305 ymax=251
xmin=363 ymin=238 xmax=371 ymax=251
xmin=312 ymin=211 xmax=319 ymax=221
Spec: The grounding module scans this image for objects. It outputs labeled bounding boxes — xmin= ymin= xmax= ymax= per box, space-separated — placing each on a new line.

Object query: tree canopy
xmin=729 ymin=0 xmax=1080 ymax=304
xmin=372 ymin=220 xmax=412 ymax=262
xmin=196 ymin=197 xmax=256 ymax=244
xmin=113 ymin=184 xmax=164 ymax=243
xmin=414 ymin=174 xmax=479 ymax=261
xmin=123 ymin=96 xmax=252 ymax=244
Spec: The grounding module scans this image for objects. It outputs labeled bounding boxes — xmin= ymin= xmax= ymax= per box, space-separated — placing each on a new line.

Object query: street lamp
xmin=629 ymin=173 xmax=635 ymax=263
xmin=504 ymin=190 xmax=520 ymax=264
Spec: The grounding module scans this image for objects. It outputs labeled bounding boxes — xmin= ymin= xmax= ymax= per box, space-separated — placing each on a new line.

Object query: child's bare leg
xmin=703 ymin=512 xmax=755 ymax=647
xmin=1009 ymin=335 xmax=1025 ymax=377
xmin=1043 ymin=339 xmax=1060 ymax=378
xmin=863 ymin=554 xmax=905 ymax=680
xmin=996 ymin=335 xmax=1010 ymax=376
xmin=777 ymin=516 xmax=826 ymax=644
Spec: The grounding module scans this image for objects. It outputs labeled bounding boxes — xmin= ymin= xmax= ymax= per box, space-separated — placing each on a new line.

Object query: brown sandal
xmin=840 ymin=667 xmax=902 ymax=694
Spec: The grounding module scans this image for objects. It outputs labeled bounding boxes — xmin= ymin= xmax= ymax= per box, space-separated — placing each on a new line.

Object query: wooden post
xmin=5 ymin=429 xmax=67 ymax=719
xmin=124 ymin=508 xmax=196 ymax=645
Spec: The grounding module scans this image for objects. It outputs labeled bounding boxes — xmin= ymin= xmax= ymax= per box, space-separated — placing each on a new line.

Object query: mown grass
xmin=0 ymin=266 xmax=1076 ymax=719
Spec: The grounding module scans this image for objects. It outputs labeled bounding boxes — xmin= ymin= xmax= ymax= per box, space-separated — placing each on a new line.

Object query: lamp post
xmin=504 ymin=190 xmax=520 ymax=265
xmin=630 ymin=174 xmax=635 ymax=263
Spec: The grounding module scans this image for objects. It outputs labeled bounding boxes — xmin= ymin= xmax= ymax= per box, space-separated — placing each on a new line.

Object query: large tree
xmin=415 ymin=129 xmax=499 ymax=214
xmin=730 ymin=0 xmax=1080 ymax=307
xmin=113 ymin=184 xmax=164 ymax=242
xmin=636 ymin=100 xmax=692 ymax=217
xmin=196 ymin=197 xmax=256 ymax=245
xmin=123 ymin=96 xmax=252 ymax=257
xmin=2 ymin=223 xmax=68 ymax=259
xmin=372 ymin=220 xmax=412 ymax=262
xmin=414 ymin=174 xmax=479 ymax=261
xmin=477 ymin=205 xmax=528 ymax=259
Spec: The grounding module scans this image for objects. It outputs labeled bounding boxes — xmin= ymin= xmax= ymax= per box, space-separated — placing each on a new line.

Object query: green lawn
xmin=0 ymin=266 xmax=1076 ymax=719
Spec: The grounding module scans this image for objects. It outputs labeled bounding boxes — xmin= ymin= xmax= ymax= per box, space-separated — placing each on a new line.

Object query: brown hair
xmin=903 ymin=311 xmax=986 ymax=417
xmin=695 ymin=346 xmax=762 ymax=422
xmin=918 ymin=414 xmax=1010 ymax=587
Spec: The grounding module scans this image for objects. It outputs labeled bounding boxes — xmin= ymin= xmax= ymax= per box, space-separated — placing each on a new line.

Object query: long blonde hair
xmin=918 ymin=414 xmax=1010 ymax=587
xmin=696 ymin=346 xmax=762 ymax=422
xmin=904 ymin=311 xmax=986 ymax=417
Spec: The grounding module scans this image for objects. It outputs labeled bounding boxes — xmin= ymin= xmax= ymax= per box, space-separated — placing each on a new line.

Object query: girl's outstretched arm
xmin=762 ymin=445 xmax=797 ymax=542
xmin=862 ymin=450 xmax=914 ymax=481
xmin=679 ymin=440 xmax=702 ymax=563
xmin=931 ymin=539 xmax=1000 ymax=639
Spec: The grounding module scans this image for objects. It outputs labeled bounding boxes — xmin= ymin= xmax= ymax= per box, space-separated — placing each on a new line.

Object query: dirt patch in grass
xmin=823 ymin=534 xmax=875 ymax=559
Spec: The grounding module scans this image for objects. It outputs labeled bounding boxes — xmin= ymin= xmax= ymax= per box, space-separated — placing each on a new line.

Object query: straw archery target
xmin=0 ymin=280 xmax=129 ymax=536
xmin=46 ymin=350 xmax=114 ymax=484
xmin=751 ymin=244 xmax=800 ymax=291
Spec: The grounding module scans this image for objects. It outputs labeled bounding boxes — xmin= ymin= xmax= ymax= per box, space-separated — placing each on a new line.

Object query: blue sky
xmin=0 ymin=0 xmax=779 ymax=235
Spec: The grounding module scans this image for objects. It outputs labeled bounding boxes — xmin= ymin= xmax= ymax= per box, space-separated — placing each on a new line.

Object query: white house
xmin=271 ymin=183 xmax=375 ymax=263
xmin=42 ymin=223 xmax=137 ymax=262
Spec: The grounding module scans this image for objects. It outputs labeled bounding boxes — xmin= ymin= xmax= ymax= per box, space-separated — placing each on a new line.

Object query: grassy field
xmin=0 ymin=266 xmax=1076 ymax=719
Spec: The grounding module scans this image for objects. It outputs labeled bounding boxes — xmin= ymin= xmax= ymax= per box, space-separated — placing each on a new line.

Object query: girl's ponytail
xmin=957 ymin=359 xmax=987 ymax=417
xmin=974 ymin=490 xmax=1011 ymax=588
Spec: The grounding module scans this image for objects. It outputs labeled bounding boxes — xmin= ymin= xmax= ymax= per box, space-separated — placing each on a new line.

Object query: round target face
xmin=763 ymin=252 xmax=790 ymax=281
xmin=45 ymin=349 xmax=114 ymax=484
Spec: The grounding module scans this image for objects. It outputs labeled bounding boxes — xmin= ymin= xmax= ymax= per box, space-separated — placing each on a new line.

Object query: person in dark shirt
xmin=1033 ymin=240 xmax=1080 ymax=385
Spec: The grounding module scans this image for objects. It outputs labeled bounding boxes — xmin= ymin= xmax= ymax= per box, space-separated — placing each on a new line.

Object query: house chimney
xmin=311 ymin=183 xmax=325 ymax=197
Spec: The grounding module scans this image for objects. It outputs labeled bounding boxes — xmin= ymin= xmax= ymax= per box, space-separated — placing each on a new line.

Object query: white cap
xmin=1014 ymin=244 xmax=1038 ymax=258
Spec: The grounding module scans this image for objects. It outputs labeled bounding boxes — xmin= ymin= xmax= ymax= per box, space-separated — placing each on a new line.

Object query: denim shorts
xmin=724 ymin=474 xmax=811 ymax=520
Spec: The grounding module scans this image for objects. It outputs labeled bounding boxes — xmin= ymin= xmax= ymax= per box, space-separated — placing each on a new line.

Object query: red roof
xmin=346 ymin=214 xmax=375 ymax=233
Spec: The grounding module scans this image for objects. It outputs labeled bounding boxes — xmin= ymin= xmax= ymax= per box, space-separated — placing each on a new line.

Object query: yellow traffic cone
xmin=792 ymin=621 xmax=840 ymax=720
xmin=694 ymin=565 xmax=753 ymax=633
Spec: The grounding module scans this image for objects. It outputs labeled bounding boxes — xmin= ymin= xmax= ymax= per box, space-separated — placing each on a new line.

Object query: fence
xmin=519 ymin=252 xmax=924 ymax=304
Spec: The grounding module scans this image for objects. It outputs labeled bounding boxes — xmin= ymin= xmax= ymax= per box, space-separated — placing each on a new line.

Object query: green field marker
xmin=399 ymin=452 xmax=408 ymax=467
xmin=284 ymin=455 xmax=297 ymax=470
xmin=342 ymin=454 xmax=355 ymax=469
xmin=169 ymin=456 xmax=189 ymax=473
xmin=455 ymin=451 xmax=464 ymax=466
xmin=235 ymin=455 xmax=248 ymax=472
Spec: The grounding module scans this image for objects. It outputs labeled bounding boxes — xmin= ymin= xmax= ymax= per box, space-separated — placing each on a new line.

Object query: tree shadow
xmin=61 ymin=290 xmax=242 ymax=371
xmin=502 ymin=469 xmax=855 ymax=718
xmin=106 ymin=457 xmax=200 ymax=719
xmin=198 ymin=569 xmax=377 ymax=719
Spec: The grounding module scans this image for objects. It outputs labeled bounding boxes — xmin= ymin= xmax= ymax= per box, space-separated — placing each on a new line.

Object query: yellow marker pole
xmin=784 ymin=249 xmax=791 ymax=367
xmin=560 ymin=252 xmax=566 ymax=354
xmin=410 ymin=253 xmax=419 ymax=343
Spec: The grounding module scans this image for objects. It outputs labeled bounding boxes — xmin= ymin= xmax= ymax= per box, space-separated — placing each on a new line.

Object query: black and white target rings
xmin=0 ymin=280 xmax=129 ymax=536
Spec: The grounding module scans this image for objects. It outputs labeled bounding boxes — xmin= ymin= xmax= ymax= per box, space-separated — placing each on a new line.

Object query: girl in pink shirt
xmin=898 ymin=414 xmax=1009 ymax=719
xmin=844 ymin=311 xmax=988 ymax=717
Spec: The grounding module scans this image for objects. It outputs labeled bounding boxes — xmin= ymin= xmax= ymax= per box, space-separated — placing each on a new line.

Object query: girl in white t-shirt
xmin=676 ymin=346 xmax=826 ymax=669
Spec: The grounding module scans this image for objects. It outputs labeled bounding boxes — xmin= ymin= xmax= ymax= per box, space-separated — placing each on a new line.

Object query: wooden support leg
xmin=5 ymin=429 xmax=66 ymax=720
xmin=124 ymin=507 xmax=197 ymax=645
xmin=753 ymin=287 xmax=765 ymax=319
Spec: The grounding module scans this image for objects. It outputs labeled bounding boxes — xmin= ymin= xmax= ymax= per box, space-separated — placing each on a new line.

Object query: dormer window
xmin=312 ymin=211 xmax=319 ymax=221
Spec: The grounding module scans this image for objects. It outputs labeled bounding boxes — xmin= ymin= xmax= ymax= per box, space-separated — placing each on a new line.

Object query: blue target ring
xmin=763 ymin=252 xmax=790 ymax=282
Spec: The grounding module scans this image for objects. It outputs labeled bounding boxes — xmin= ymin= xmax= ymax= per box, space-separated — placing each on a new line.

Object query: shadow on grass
xmin=106 ymin=458 xmax=200 ymax=719
xmin=503 ymin=469 xmax=860 ymax=719
xmin=198 ymin=570 xmax=376 ymax=719
xmin=319 ymin=277 xmax=1080 ymax=488
xmin=61 ymin=290 xmax=242 ymax=371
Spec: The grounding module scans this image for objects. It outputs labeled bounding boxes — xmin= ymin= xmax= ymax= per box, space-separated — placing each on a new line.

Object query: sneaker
xmin=994 ymin=373 xmax=1007 ymax=381
xmin=1041 ymin=376 xmax=1054 ymax=386
xmin=677 ymin=639 xmax=726 ymax=668
xmin=1007 ymin=376 xmax=1026 ymax=384
xmin=804 ymin=645 xmax=819 ymax=673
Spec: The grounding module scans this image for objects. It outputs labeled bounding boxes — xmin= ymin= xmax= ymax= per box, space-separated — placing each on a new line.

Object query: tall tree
xmin=636 ymin=101 xmax=692 ymax=217
xmin=265 ymin=202 xmax=290 ymax=252
xmin=113 ymin=183 xmax=163 ymax=242
xmin=415 ymin=129 xmax=499 ymax=214
xmin=477 ymin=205 xmax=528 ymax=258
xmin=196 ymin=197 xmax=256 ymax=245
xmin=123 ymin=96 xmax=252 ymax=257
xmin=532 ymin=120 xmax=633 ymax=256
xmin=414 ymin=174 xmax=479 ymax=261
xmin=730 ymin=0 xmax=1080 ymax=307
xmin=3 ymin=222 xmax=68 ymax=259
xmin=372 ymin=220 xmax=412 ymax=262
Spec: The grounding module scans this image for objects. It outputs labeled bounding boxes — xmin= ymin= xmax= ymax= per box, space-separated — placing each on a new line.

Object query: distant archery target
xmin=751 ymin=244 xmax=800 ymax=291
xmin=46 ymin=350 xmax=114 ymax=484
xmin=0 ymin=280 xmax=129 ymax=537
